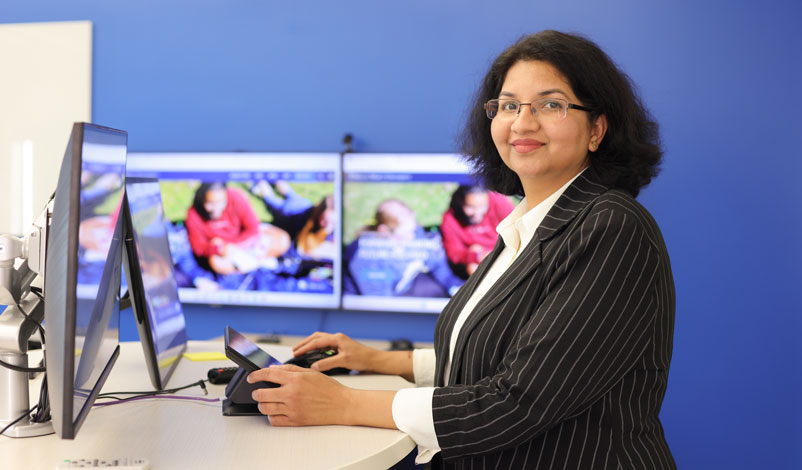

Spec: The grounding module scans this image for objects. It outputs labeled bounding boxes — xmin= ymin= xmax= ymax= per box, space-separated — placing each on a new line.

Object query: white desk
xmin=2 ymin=340 xmax=416 ymax=470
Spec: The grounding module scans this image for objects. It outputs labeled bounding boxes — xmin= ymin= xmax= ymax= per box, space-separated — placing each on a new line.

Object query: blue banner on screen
xmin=127 ymin=153 xmax=342 ymax=309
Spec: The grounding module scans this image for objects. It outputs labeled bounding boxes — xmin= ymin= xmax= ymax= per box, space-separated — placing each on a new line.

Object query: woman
xmin=185 ymin=182 xmax=290 ymax=275
xmin=441 ymin=185 xmax=514 ymax=277
xmin=343 ymin=198 xmax=462 ymax=297
xmin=296 ymin=194 xmax=336 ymax=260
xmin=247 ymin=30 xmax=675 ymax=469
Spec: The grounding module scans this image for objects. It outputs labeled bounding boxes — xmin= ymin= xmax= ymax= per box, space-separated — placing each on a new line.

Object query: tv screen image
xmin=342 ymin=154 xmax=516 ymax=314
xmin=127 ymin=153 xmax=341 ymax=309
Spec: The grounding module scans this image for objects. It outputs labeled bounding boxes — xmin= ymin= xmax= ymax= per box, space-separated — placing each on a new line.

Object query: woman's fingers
xmin=292 ymin=332 xmax=331 ymax=353
xmin=249 ymin=366 xmax=348 ymax=427
xmin=257 ymin=402 xmax=286 ymax=416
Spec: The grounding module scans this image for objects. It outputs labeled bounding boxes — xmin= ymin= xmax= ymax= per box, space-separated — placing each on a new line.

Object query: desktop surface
xmin=2 ymin=340 xmax=415 ymax=470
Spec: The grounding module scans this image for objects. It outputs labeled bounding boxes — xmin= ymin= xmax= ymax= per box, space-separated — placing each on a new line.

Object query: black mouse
xmin=285 ymin=348 xmax=350 ymax=375
xmin=389 ymin=338 xmax=414 ymax=351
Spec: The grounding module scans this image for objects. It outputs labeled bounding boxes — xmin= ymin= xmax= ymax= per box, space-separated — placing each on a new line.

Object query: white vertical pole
xmin=10 ymin=142 xmax=22 ymax=235
xmin=22 ymin=140 xmax=34 ymax=233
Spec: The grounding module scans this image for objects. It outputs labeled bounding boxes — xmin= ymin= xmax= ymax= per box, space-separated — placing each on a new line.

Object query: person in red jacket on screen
xmin=440 ymin=185 xmax=514 ymax=277
xmin=185 ymin=182 xmax=290 ymax=276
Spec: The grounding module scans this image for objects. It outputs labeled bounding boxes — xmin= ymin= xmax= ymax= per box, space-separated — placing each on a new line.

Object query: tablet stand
xmin=222 ymin=367 xmax=277 ymax=416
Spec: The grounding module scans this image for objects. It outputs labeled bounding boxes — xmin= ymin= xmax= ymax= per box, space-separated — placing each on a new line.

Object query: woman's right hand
xmin=292 ymin=332 xmax=380 ymax=373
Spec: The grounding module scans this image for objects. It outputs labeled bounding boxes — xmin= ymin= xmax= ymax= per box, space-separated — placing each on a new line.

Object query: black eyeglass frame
xmin=484 ymin=98 xmax=592 ymax=120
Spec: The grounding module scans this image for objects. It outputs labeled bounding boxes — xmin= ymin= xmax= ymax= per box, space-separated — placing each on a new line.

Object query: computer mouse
xmin=285 ymin=349 xmax=350 ymax=375
xmin=389 ymin=338 xmax=414 ymax=351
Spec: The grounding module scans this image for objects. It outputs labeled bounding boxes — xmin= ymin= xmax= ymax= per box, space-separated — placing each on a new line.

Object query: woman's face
xmin=319 ymin=196 xmax=335 ymax=230
xmin=462 ymin=192 xmax=490 ymax=225
xmin=490 ymin=60 xmax=605 ymax=201
xmin=203 ymin=188 xmax=228 ymax=220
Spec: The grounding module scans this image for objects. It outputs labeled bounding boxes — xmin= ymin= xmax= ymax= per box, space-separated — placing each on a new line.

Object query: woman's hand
xmin=292 ymin=332 xmax=379 ymax=373
xmin=247 ymin=365 xmax=350 ymax=426
xmin=293 ymin=332 xmax=416 ymax=381
xmin=247 ymin=365 xmax=398 ymax=429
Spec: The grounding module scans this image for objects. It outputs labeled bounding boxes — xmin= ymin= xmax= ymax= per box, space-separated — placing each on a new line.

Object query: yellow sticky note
xmin=158 ymin=355 xmax=179 ymax=368
xmin=183 ymin=351 xmax=228 ymax=362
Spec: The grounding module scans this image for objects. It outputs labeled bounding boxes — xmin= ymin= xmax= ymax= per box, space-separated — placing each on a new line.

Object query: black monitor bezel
xmin=44 ymin=122 xmax=126 ymax=439
xmin=121 ymin=177 xmax=189 ymax=390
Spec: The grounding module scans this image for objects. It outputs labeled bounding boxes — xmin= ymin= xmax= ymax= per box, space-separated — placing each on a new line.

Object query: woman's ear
xmin=588 ymin=114 xmax=608 ymax=152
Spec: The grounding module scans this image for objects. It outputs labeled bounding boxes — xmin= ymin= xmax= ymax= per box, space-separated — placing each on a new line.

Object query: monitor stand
xmin=0 ymin=352 xmax=53 ymax=437
xmin=0 ymin=296 xmax=53 ymax=437
xmin=222 ymin=367 xmax=274 ymax=416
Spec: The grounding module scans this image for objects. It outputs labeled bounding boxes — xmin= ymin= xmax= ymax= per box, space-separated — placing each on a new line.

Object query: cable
xmin=27 ymin=358 xmax=44 ymax=380
xmin=95 ymin=379 xmax=209 ymax=403
xmin=0 ymin=359 xmax=45 ymax=373
xmin=94 ymin=395 xmax=220 ymax=407
xmin=29 ymin=286 xmax=44 ymax=299
xmin=0 ymin=405 xmax=37 ymax=438
xmin=32 ymin=375 xmax=50 ymax=423
xmin=16 ymin=299 xmax=46 ymax=347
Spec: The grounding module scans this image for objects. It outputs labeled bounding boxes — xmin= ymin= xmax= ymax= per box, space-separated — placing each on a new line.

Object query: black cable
xmin=0 ymin=359 xmax=45 ymax=373
xmin=95 ymin=379 xmax=209 ymax=403
xmin=97 ymin=379 xmax=207 ymax=397
xmin=32 ymin=375 xmax=50 ymax=423
xmin=16 ymin=299 xmax=46 ymax=347
xmin=29 ymin=286 xmax=44 ymax=299
xmin=27 ymin=358 xmax=44 ymax=380
xmin=0 ymin=405 xmax=37 ymax=438
xmin=93 ymin=395 xmax=128 ymax=401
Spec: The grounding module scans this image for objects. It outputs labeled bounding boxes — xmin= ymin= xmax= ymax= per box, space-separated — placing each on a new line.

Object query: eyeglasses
xmin=484 ymin=98 xmax=592 ymax=120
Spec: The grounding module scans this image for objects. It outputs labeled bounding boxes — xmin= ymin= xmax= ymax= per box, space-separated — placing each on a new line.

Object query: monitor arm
xmin=0 ymin=199 xmax=51 ymax=351
xmin=0 ymin=200 xmax=54 ymax=437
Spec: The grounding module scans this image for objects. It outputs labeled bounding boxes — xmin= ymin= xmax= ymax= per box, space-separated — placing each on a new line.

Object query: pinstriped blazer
xmin=430 ymin=169 xmax=676 ymax=470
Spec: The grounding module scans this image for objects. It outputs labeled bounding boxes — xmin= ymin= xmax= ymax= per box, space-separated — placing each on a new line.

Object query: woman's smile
xmin=511 ymin=138 xmax=545 ymax=153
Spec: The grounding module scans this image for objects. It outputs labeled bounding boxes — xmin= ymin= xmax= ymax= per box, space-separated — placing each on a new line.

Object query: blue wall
xmin=4 ymin=1 xmax=801 ymax=468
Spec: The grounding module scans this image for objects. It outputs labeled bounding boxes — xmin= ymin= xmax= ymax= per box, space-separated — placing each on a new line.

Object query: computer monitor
xmin=341 ymin=153 xmax=516 ymax=314
xmin=44 ymin=122 xmax=127 ymax=439
xmin=121 ymin=177 xmax=189 ymax=390
xmin=126 ymin=153 xmax=341 ymax=309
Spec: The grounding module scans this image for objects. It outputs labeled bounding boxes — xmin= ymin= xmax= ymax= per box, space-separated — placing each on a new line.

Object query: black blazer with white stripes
xmin=430 ymin=168 xmax=676 ymax=469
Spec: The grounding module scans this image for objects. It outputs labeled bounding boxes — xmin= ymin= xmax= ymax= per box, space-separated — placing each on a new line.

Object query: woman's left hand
xmin=247 ymin=364 xmax=351 ymax=426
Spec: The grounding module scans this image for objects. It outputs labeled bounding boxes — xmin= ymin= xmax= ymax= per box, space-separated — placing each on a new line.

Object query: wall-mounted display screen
xmin=341 ymin=154 xmax=515 ymax=313
xmin=127 ymin=153 xmax=341 ymax=309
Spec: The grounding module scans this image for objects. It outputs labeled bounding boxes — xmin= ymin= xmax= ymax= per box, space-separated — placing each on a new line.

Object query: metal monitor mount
xmin=0 ymin=200 xmax=54 ymax=437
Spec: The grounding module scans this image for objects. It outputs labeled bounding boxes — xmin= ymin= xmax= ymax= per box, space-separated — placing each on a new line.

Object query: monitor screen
xmin=342 ymin=154 xmax=516 ymax=313
xmin=44 ymin=122 xmax=127 ymax=439
xmin=122 ymin=177 xmax=189 ymax=390
xmin=126 ymin=153 xmax=341 ymax=309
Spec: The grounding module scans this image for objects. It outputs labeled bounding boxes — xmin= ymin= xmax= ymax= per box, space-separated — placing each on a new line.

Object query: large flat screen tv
xmin=342 ymin=153 xmax=516 ymax=314
xmin=127 ymin=153 xmax=342 ymax=309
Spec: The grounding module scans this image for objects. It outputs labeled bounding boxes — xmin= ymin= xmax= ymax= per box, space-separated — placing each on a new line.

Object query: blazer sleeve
xmin=431 ymin=204 xmax=664 ymax=459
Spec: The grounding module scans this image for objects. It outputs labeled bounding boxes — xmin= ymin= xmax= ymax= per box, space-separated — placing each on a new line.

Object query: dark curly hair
xmin=449 ymin=185 xmax=488 ymax=226
xmin=461 ymin=30 xmax=662 ymax=197
xmin=192 ymin=182 xmax=227 ymax=221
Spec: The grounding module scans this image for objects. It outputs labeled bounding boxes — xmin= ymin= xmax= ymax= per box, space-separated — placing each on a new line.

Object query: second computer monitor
xmin=342 ymin=153 xmax=516 ymax=314
xmin=126 ymin=153 xmax=342 ymax=309
xmin=122 ymin=177 xmax=189 ymax=390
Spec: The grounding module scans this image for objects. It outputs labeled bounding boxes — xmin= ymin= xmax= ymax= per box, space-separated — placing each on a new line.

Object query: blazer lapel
xmin=446 ymin=237 xmax=544 ymax=383
xmin=446 ymin=169 xmax=610 ymax=384
xmin=434 ymin=238 xmax=505 ymax=386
